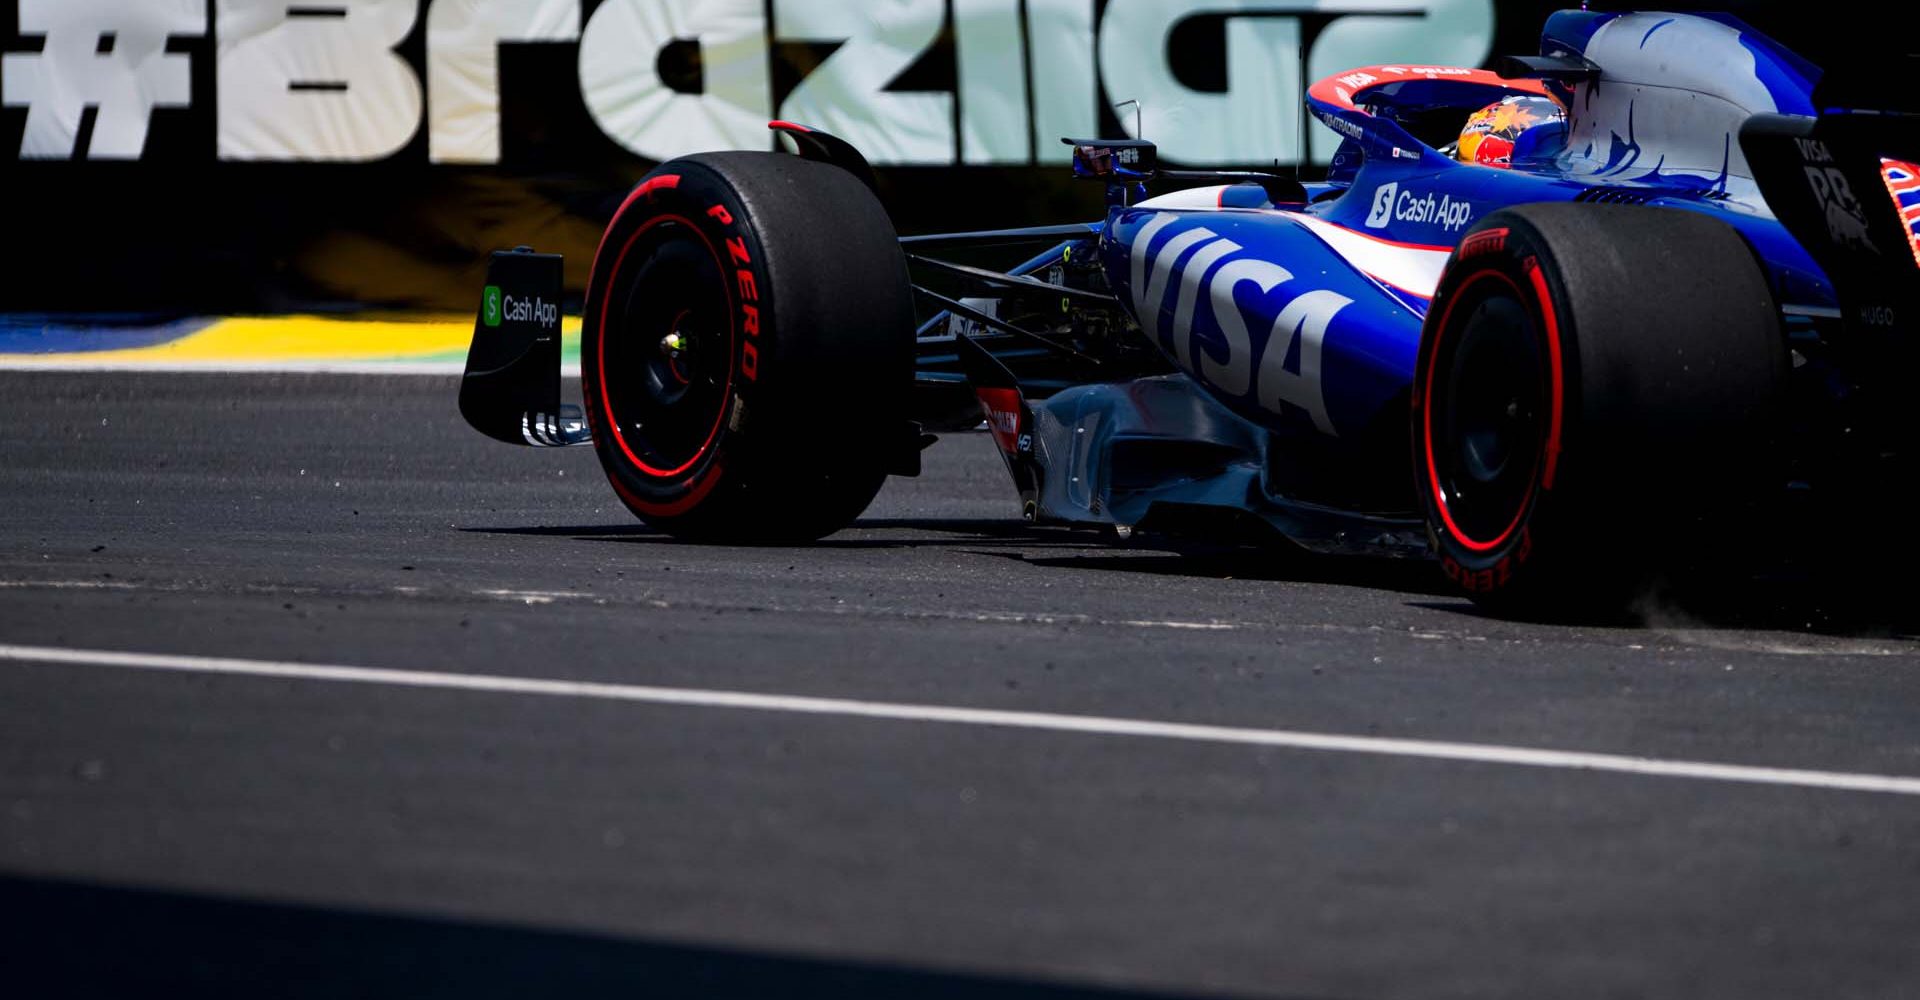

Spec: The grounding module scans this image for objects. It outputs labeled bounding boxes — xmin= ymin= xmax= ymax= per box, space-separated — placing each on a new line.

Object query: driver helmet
xmin=1455 ymin=94 xmax=1565 ymax=169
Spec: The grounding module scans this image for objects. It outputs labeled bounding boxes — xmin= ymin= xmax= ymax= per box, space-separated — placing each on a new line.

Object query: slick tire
xmin=1412 ymin=203 xmax=1788 ymax=620
xmin=581 ymin=152 xmax=914 ymax=542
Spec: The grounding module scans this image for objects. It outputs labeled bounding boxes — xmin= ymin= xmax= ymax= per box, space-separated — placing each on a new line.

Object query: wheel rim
xmin=1427 ymin=271 xmax=1546 ymax=550
xmin=600 ymin=219 xmax=734 ymax=479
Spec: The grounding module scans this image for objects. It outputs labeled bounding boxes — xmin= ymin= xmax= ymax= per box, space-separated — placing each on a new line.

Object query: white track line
xmin=4 ymin=642 xmax=1918 ymax=797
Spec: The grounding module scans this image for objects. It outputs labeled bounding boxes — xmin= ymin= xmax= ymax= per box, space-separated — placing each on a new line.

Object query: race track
xmin=3 ymin=372 xmax=1918 ymax=999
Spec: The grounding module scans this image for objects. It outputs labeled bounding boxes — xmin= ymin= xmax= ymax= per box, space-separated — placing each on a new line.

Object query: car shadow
xmin=0 ymin=874 xmax=1343 ymax=1000
xmin=465 ymin=518 xmax=1453 ymax=594
xmin=964 ymin=544 xmax=1456 ymax=599
xmin=463 ymin=517 xmax=1116 ymax=551
xmin=1408 ymin=571 xmax=1920 ymax=644
xmin=461 ymin=520 xmax=1920 ymax=642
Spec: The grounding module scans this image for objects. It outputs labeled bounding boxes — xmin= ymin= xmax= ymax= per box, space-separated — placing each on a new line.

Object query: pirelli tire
xmin=1412 ymin=203 xmax=1788 ymax=619
xmin=581 ymin=152 xmax=914 ymax=542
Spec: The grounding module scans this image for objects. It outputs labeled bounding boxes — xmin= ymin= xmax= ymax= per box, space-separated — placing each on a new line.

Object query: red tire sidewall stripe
xmin=594 ymin=211 xmax=737 ymax=482
xmin=1421 ymin=262 xmax=1562 ymax=555
xmin=1524 ymin=257 xmax=1566 ymax=491
xmin=590 ymin=174 xmax=681 ymax=268
xmin=605 ymin=455 xmax=724 ymax=517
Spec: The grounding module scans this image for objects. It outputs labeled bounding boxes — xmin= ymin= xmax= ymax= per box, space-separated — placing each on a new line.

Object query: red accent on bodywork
xmin=1880 ymin=157 xmax=1920 ymax=269
xmin=767 ymin=120 xmax=815 ymax=134
xmin=1307 ymin=65 xmax=1553 ymax=115
xmin=1287 ymin=213 xmax=1455 ymax=253
xmin=976 ymin=388 xmax=1024 ymax=454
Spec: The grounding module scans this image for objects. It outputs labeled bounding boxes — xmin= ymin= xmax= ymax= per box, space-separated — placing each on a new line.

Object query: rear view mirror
xmin=1065 ymin=138 xmax=1157 ymax=180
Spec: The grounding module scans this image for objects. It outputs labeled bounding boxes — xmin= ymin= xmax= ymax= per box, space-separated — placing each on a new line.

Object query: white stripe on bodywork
xmin=1136 ymin=185 xmax=1233 ymax=210
xmin=1284 ymin=213 xmax=1451 ymax=299
xmin=1125 ymin=202 xmax=1450 ymax=302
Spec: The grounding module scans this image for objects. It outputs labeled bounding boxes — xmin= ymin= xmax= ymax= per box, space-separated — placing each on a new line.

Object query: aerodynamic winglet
xmin=460 ymin=248 xmax=589 ymax=448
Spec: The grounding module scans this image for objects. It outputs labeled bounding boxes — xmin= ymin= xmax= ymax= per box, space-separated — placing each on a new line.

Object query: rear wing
xmin=1743 ymin=110 xmax=1920 ymax=341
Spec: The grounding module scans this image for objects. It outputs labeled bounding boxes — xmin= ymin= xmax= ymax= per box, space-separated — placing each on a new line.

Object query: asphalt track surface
xmin=3 ymin=373 xmax=1919 ymax=999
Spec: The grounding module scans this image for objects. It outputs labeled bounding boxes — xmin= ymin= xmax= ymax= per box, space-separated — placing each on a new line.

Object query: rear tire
xmin=581 ymin=152 xmax=914 ymax=542
xmin=1412 ymin=203 xmax=1788 ymax=619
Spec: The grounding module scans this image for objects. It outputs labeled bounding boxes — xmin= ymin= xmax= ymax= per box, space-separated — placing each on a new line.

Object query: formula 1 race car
xmin=459 ymin=9 xmax=1919 ymax=618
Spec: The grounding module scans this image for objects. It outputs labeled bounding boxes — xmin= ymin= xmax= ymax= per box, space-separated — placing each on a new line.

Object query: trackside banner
xmin=9 ymin=0 xmax=1501 ymax=166
xmin=0 ymin=0 xmax=1817 ymax=312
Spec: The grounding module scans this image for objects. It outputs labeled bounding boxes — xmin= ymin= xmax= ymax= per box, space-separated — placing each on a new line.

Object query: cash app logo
xmin=483 ymin=285 xmax=503 ymax=327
